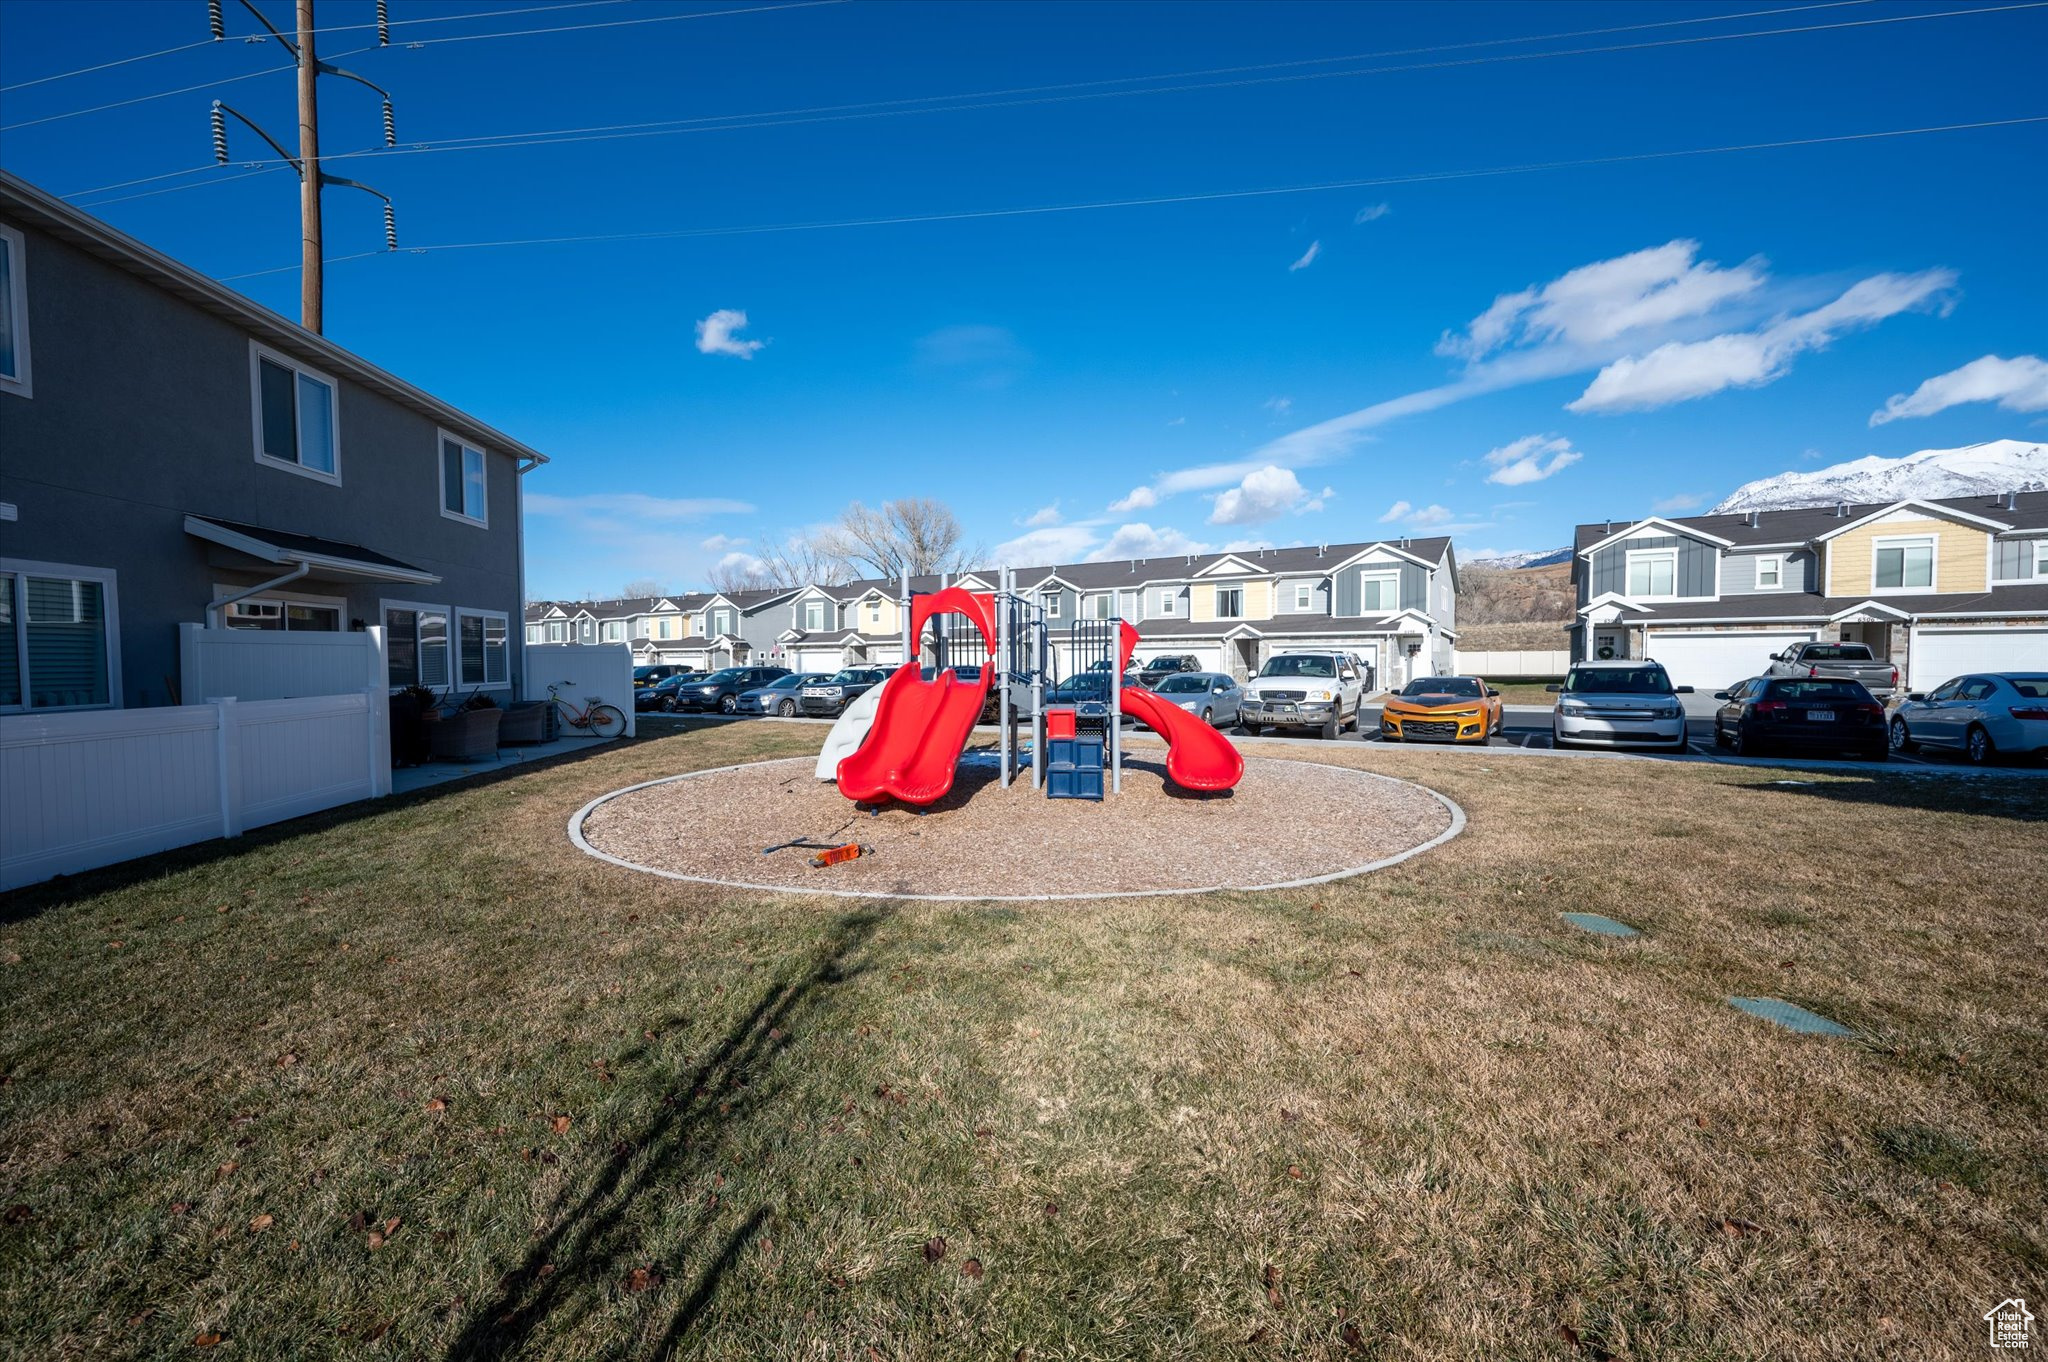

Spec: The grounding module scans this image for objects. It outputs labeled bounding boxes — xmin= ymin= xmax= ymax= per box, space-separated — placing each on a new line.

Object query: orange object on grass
xmin=808 ymin=842 xmax=871 ymax=868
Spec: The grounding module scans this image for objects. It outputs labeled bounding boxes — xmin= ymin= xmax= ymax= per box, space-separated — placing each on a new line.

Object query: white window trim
xmin=1624 ymin=547 xmax=1680 ymax=600
xmin=2033 ymin=540 xmax=2048 ymax=578
xmin=0 ymin=224 xmax=32 ymax=399
xmin=602 ymin=619 xmax=626 ymax=642
xmin=1041 ymin=591 xmax=1062 ymax=619
xmin=1154 ymin=589 xmax=1177 ymax=616
xmin=803 ymin=600 xmax=827 ymax=631
xmin=1214 ymin=585 xmax=1245 ymax=619
xmin=454 ymin=607 xmax=512 ymax=690
xmin=1293 ymin=582 xmax=1313 ymax=611
xmin=1871 ymin=534 xmax=1937 ymax=595
xmin=0 ymin=558 xmax=122 ymax=712
xmin=436 ymin=429 xmax=489 ymax=528
xmin=1753 ymin=553 xmax=1786 ymax=591
xmin=249 ymin=340 xmax=341 ymax=485
xmin=382 ymin=597 xmax=453 ymax=692
xmin=547 ymin=621 xmax=563 ymax=642
xmin=1358 ymin=570 xmax=1401 ymax=615
xmin=1117 ymin=590 xmax=1140 ymax=621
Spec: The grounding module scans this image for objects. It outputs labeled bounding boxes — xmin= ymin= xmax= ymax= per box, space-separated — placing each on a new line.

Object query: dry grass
xmin=2 ymin=720 xmax=2043 ymax=1360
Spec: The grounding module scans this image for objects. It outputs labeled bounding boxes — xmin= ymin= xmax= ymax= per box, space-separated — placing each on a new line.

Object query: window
xmin=250 ymin=342 xmax=339 ymax=482
xmin=0 ymin=564 xmax=118 ymax=710
xmin=1293 ymin=582 xmax=1313 ymax=610
xmin=527 ymin=624 xmax=543 ymax=645
xmin=0 ymin=224 xmax=30 ymax=398
xmin=1041 ymin=590 xmax=1061 ymax=619
xmin=1754 ymin=554 xmax=1784 ymax=590
xmin=220 ymin=593 xmax=342 ymax=631
xmin=1154 ymin=589 xmax=1176 ymax=617
xmin=1625 ymin=549 xmax=1678 ymax=598
xmin=1215 ymin=586 xmax=1243 ymax=618
xmin=1088 ymin=594 xmax=1112 ymax=620
xmin=866 ymin=600 xmax=883 ymax=628
xmin=547 ymin=621 xmax=563 ymax=642
xmin=803 ymin=599 xmax=826 ymax=630
xmin=1359 ymin=572 xmax=1399 ymax=613
xmin=1873 ymin=536 xmax=1935 ymax=591
xmin=712 ymin=608 xmax=736 ymax=636
xmin=439 ymin=434 xmax=487 ymax=525
xmin=2033 ymin=540 xmax=2047 ymax=578
xmin=456 ymin=610 xmax=509 ymax=688
xmin=603 ymin=620 xmax=625 ymax=642
xmin=385 ymin=603 xmax=450 ymax=689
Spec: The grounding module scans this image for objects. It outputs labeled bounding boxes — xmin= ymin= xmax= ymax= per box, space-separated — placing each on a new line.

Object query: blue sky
xmin=3 ymin=0 xmax=2044 ymax=596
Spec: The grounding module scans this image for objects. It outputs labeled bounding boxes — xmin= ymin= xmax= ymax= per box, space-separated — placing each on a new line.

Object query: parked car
xmin=1238 ymin=651 xmax=1366 ymax=740
xmin=921 ymin=664 xmax=1001 ymax=722
xmin=1378 ymin=675 xmax=1502 ymax=744
xmin=633 ymin=664 xmax=691 ymax=689
xmin=1549 ymin=661 xmax=1692 ymax=751
xmin=798 ymin=667 xmax=894 ymax=717
xmin=735 ymin=671 xmax=834 ymax=717
xmin=1042 ymin=672 xmax=1138 ymax=724
xmin=1888 ymin=672 xmax=2048 ymax=764
xmin=1713 ymin=676 xmax=1887 ymax=760
xmin=1764 ymin=641 xmax=1899 ymax=698
xmin=1148 ymin=671 xmax=1242 ymax=727
xmin=673 ymin=666 xmax=791 ymax=714
xmin=635 ymin=671 xmax=705 ymax=712
xmin=1137 ymin=654 xmax=1203 ymax=688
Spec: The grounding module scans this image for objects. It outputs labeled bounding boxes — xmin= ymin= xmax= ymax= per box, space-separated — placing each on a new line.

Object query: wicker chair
xmin=427 ymin=706 xmax=503 ymax=761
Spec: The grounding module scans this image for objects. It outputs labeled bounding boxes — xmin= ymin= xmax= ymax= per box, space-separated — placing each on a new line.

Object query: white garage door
xmin=1645 ymin=630 xmax=1815 ymax=692
xmin=1909 ymin=627 xmax=2048 ymax=690
xmin=791 ymin=647 xmax=844 ymax=673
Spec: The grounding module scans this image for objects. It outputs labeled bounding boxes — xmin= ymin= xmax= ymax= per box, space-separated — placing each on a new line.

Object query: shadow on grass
xmin=1727 ymin=773 xmax=2047 ymax=823
xmin=443 ymin=904 xmax=893 ymax=1361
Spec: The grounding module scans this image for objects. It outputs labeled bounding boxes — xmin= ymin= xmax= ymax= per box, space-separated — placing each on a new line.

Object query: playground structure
xmin=820 ymin=569 xmax=1244 ymax=806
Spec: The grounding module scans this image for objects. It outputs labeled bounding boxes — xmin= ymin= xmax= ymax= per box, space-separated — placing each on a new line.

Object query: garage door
xmin=1644 ymin=630 xmax=1815 ymax=692
xmin=1909 ymin=627 xmax=2048 ymax=690
xmin=792 ymin=647 xmax=844 ymax=673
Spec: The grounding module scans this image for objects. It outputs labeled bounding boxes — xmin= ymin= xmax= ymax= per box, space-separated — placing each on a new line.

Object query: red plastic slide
xmin=834 ymin=587 xmax=999 ymax=807
xmin=1119 ymin=685 xmax=1245 ymax=792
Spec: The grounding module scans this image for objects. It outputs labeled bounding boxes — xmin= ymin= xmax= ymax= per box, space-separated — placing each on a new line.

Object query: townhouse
xmin=530 ymin=535 xmax=1460 ymax=687
xmin=1570 ymin=490 xmax=2048 ymax=691
xmin=0 ymin=171 xmax=544 ymax=712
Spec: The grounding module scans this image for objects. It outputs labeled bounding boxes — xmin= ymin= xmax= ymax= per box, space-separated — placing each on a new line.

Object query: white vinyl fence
xmin=180 ymin=623 xmax=385 ymax=703
xmin=523 ymin=643 xmax=635 ymax=737
xmin=0 ymin=690 xmax=390 ymax=892
xmin=1450 ymin=649 xmax=1572 ymax=678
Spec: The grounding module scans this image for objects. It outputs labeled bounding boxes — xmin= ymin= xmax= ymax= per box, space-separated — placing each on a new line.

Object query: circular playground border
xmin=565 ymin=758 xmax=1467 ymax=903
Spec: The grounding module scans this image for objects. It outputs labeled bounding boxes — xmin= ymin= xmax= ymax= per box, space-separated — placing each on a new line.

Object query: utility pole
xmin=208 ymin=0 xmax=397 ymax=335
xmin=295 ymin=0 xmax=322 ymax=333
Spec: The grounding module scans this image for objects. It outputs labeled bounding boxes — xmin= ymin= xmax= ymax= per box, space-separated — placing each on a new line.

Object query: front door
xmin=1592 ymin=628 xmax=1628 ymax=661
xmin=1233 ymin=638 xmax=1259 ymax=680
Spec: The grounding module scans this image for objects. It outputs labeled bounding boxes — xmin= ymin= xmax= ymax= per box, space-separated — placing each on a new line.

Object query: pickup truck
xmin=1765 ymin=642 xmax=1899 ymax=698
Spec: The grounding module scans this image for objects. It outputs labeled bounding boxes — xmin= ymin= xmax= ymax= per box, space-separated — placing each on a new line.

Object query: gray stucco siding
xmin=1588 ymin=534 xmax=1717 ymax=598
xmin=0 ymin=216 xmax=526 ymax=707
xmin=1721 ymin=548 xmax=1816 ymax=594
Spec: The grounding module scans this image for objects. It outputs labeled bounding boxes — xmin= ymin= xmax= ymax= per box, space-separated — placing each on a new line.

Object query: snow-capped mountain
xmin=1466 ymin=548 xmax=1573 ymax=570
xmin=1711 ymin=440 xmax=2048 ymax=514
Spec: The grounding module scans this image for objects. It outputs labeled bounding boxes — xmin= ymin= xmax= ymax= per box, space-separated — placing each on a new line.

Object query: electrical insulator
xmin=207 ymin=0 xmax=224 ymax=40
xmin=376 ymin=0 xmax=390 ymax=46
xmin=383 ymin=202 xmax=397 ymax=251
xmin=382 ymin=99 xmax=396 ymax=148
xmin=210 ymin=103 xmax=229 ymax=164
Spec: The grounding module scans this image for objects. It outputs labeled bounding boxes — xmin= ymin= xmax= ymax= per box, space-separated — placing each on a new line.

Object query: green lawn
xmin=2 ymin=723 xmax=2043 ymax=1359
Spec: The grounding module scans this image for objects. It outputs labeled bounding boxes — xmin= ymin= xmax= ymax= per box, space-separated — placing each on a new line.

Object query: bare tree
xmin=753 ymin=530 xmax=853 ymax=588
xmin=706 ymin=557 xmax=776 ymax=594
xmin=817 ymin=498 xmax=984 ymax=581
xmin=619 ymin=577 xmax=667 ymax=599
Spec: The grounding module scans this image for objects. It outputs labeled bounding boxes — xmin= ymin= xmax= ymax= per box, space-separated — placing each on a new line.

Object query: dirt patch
xmin=574 ymin=751 xmax=1458 ymax=899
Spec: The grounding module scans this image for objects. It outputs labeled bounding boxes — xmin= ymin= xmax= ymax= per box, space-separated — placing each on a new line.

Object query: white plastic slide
xmin=814 ymin=675 xmax=891 ymax=781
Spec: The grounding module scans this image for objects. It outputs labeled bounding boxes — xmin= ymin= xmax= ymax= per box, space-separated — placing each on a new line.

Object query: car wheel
xmin=779 ymin=699 xmax=797 ymax=718
xmin=1713 ymin=722 xmax=1729 ymax=748
xmin=1888 ymin=716 xmax=1916 ymax=753
xmin=661 ymin=696 xmax=676 ymax=712
xmin=1730 ymin=726 xmax=1759 ymax=757
xmin=1198 ymin=706 xmax=1213 ymax=726
xmin=1964 ymin=723 xmax=1995 ymax=765
xmin=719 ymin=695 xmax=737 ymax=715
xmin=1320 ymin=716 xmax=1339 ymax=741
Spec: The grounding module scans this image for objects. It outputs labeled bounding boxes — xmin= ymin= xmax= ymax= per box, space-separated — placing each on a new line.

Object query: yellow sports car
xmin=1378 ymin=675 xmax=1503 ymax=743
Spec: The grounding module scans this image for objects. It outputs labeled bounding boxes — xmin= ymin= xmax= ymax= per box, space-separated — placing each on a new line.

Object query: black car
xmin=673 ymin=666 xmax=791 ymax=714
xmin=1137 ymin=654 xmax=1202 ymax=688
xmin=1712 ymin=676 xmax=1888 ymax=760
xmin=634 ymin=671 xmax=704 ymax=712
xmin=633 ymin=664 xmax=690 ymax=689
xmin=798 ymin=667 xmax=895 ymax=717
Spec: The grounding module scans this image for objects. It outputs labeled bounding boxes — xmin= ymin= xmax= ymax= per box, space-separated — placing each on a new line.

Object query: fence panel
xmin=523 ymin=644 xmax=635 ymax=737
xmin=179 ymin=624 xmax=385 ymax=703
xmin=1451 ymin=649 xmax=1571 ymax=678
xmin=235 ymin=692 xmax=385 ymax=830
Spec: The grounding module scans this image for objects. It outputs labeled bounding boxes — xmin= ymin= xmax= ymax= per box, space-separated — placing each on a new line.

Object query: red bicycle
xmin=548 ymin=682 xmax=626 ymax=740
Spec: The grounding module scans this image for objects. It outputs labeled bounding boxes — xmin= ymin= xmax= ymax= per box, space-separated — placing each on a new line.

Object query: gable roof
xmin=1574 ymin=490 xmax=2048 ymax=554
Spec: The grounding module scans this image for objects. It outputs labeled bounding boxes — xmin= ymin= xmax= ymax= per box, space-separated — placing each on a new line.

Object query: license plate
xmin=1808 ymin=711 xmax=1835 ymax=722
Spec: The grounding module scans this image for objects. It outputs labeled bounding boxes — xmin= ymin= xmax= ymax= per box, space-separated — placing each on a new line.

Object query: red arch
xmin=910 ymin=586 xmax=998 ymax=656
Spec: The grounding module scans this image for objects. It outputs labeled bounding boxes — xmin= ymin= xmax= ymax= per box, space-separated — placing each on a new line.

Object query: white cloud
xmin=1378 ymin=500 xmax=1413 ymax=523
xmin=527 ymin=492 xmax=755 ymax=521
xmin=1651 ymin=493 xmax=1706 ymax=514
xmin=1108 ymin=485 xmax=1158 ymax=513
xmin=1020 ymin=501 xmax=1062 ymax=528
xmin=1208 ymin=465 xmax=1331 ymax=525
xmin=699 ymin=532 xmax=749 ymax=552
xmin=1569 ymin=268 xmax=1955 ymax=413
xmin=1263 ymin=396 xmax=1293 ymax=417
xmin=1165 ymin=416 xmax=1186 ymax=427
xmin=1482 ymin=434 xmax=1583 ymax=486
xmin=694 ymin=308 xmax=764 ymax=358
xmin=1438 ymin=240 xmax=1766 ymax=361
xmin=1869 ymin=353 xmax=2048 ymax=425
xmin=1354 ymin=203 xmax=1391 ymax=224
xmin=1380 ymin=500 xmax=1454 ymax=527
xmin=1222 ymin=538 xmax=1273 ymax=553
xmin=1087 ymin=523 xmax=1212 ymax=561
xmin=992 ymin=524 xmax=1098 ymax=566
xmin=1289 ymin=240 xmax=1322 ymax=272
xmin=716 ymin=550 xmax=769 ymax=577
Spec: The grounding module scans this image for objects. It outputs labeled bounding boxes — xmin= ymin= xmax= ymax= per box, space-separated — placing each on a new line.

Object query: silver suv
xmin=1549 ymin=660 xmax=1693 ymax=751
xmin=1238 ymin=651 xmax=1365 ymax=739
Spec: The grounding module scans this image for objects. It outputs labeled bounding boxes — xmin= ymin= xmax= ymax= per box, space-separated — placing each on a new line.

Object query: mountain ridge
xmin=1710 ymin=439 xmax=2046 ymax=514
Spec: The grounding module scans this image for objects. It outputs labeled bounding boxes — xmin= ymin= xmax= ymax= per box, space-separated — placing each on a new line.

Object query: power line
xmin=2 ymin=62 xmax=294 ymax=132
xmin=213 ymin=114 xmax=2048 ymax=281
xmin=0 ymin=38 xmax=218 ymax=94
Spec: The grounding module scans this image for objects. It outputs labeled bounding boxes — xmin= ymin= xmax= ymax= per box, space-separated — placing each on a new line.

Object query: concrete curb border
xmin=566 ymin=757 xmax=1467 ymax=903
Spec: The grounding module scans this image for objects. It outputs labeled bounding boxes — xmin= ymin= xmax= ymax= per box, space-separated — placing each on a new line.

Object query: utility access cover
xmin=1727 ymin=996 xmax=1853 ymax=1037
xmin=1561 ymin=912 xmax=1639 ymax=938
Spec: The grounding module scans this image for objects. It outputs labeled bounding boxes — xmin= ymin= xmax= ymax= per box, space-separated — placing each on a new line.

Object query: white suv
xmin=1550 ymin=660 xmax=1693 ymax=751
xmin=1239 ymin=652 xmax=1365 ymax=739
